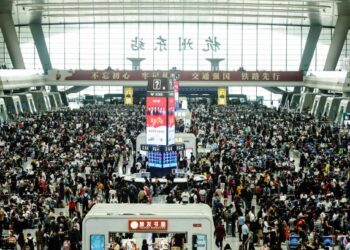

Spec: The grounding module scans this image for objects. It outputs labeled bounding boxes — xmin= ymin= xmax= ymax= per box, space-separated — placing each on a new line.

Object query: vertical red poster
xmin=167 ymin=97 xmax=175 ymax=145
xmin=146 ymin=96 xmax=167 ymax=145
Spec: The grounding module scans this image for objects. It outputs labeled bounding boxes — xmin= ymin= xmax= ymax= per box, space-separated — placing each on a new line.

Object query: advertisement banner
xmin=146 ymin=96 xmax=167 ymax=145
xmin=167 ymin=97 xmax=175 ymax=145
xmin=217 ymin=87 xmax=227 ymax=105
xmin=173 ymin=80 xmax=179 ymax=109
xmin=124 ymin=87 xmax=133 ymax=105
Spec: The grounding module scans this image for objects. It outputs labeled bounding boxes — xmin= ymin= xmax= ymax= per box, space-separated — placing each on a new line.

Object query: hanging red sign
xmin=128 ymin=219 xmax=168 ymax=231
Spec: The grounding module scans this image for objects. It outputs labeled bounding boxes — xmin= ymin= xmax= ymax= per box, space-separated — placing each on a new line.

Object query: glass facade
xmin=1 ymin=22 xmax=350 ymax=106
xmin=0 ymin=32 xmax=13 ymax=68
xmin=1 ymin=23 xmax=350 ymax=71
xmin=1 ymin=23 xmax=349 ymax=71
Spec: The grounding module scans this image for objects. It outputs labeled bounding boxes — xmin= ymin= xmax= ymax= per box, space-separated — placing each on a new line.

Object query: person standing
xmin=242 ymin=221 xmax=250 ymax=250
xmin=35 ymin=224 xmax=45 ymax=250
xmin=68 ymin=198 xmax=77 ymax=218
xmin=214 ymin=220 xmax=226 ymax=250
xmin=238 ymin=212 xmax=245 ymax=241
xmin=0 ymin=206 xmax=4 ymax=239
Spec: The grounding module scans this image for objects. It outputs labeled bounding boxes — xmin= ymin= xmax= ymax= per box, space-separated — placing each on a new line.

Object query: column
xmin=0 ymin=13 xmax=25 ymax=69
xmin=30 ymin=23 xmax=53 ymax=74
xmin=295 ymin=25 xmax=322 ymax=93
xmin=324 ymin=16 xmax=350 ymax=71
xmin=206 ymin=58 xmax=224 ymax=71
xmin=127 ymin=58 xmax=145 ymax=70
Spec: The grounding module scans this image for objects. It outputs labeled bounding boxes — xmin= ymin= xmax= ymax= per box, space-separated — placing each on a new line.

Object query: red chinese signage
xmin=128 ymin=219 xmax=168 ymax=231
xmin=53 ymin=70 xmax=303 ymax=82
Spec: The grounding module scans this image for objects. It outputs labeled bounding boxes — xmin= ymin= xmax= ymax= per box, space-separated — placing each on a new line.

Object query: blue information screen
xmin=90 ymin=234 xmax=105 ymax=250
xmin=148 ymin=151 xmax=162 ymax=168
xmin=163 ymin=151 xmax=177 ymax=168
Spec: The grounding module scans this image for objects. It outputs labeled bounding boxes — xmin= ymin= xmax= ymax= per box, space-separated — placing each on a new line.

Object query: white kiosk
xmin=311 ymin=95 xmax=330 ymax=117
xmin=298 ymin=93 xmax=317 ymax=113
xmin=0 ymin=95 xmax=23 ymax=115
xmin=322 ymin=97 xmax=343 ymax=121
xmin=31 ymin=91 xmax=51 ymax=112
xmin=83 ymin=204 xmax=214 ymax=250
xmin=0 ymin=98 xmax=8 ymax=122
xmin=336 ymin=99 xmax=350 ymax=124
xmin=137 ymin=132 xmax=197 ymax=160
xmin=18 ymin=93 xmax=37 ymax=114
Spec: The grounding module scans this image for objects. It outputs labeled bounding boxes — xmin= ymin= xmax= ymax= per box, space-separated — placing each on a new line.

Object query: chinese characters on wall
xmin=131 ymin=36 xmax=220 ymax=52
xmin=60 ymin=70 xmax=302 ymax=82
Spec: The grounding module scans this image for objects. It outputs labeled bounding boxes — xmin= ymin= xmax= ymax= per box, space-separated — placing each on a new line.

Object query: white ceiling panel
xmin=9 ymin=0 xmax=347 ymax=27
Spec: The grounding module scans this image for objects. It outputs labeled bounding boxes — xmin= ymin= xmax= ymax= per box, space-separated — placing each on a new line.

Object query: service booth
xmin=322 ymin=97 xmax=343 ymax=121
xmin=298 ymin=93 xmax=317 ymax=113
xmin=18 ymin=93 xmax=37 ymax=114
xmin=336 ymin=99 xmax=350 ymax=124
xmin=0 ymin=98 xmax=8 ymax=122
xmin=311 ymin=95 xmax=330 ymax=117
xmin=83 ymin=204 xmax=214 ymax=250
xmin=31 ymin=91 xmax=52 ymax=112
xmin=1 ymin=95 xmax=23 ymax=115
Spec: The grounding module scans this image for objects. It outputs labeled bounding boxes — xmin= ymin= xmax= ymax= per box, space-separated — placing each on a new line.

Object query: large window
xmin=0 ymin=32 xmax=13 ymax=68
xmin=2 ymin=22 xmax=348 ymax=74
xmin=18 ymin=26 xmax=41 ymax=70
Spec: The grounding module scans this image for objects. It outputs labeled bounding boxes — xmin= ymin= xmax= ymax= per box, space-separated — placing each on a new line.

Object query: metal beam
xmin=263 ymin=87 xmax=286 ymax=95
xmin=294 ymin=4 xmax=322 ymax=93
xmin=0 ymin=13 xmax=25 ymax=69
xmin=324 ymin=15 xmax=350 ymax=71
xmin=65 ymin=86 xmax=89 ymax=95
xmin=30 ymin=23 xmax=53 ymax=74
xmin=299 ymin=25 xmax=322 ymax=73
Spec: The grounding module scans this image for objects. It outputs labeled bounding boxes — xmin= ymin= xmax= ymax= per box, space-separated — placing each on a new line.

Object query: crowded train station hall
xmin=1 ymin=0 xmax=350 ymax=249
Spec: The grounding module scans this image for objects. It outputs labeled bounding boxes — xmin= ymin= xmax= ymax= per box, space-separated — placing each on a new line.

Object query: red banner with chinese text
xmin=53 ymin=70 xmax=303 ymax=82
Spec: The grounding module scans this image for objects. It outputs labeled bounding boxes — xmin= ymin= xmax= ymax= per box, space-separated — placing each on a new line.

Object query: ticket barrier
xmin=31 ymin=91 xmax=51 ymax=112
xmin=298 ymin=93 xmax=317 ymax=112
xmin=311 ymin=95 xmax=330 ymax=117
xmin=0 ymin=98 xmax=8 ymax=122
xmin=322 ymin=97 xmax=343 ymax=122
xmin=0 ymin=95 xmax=23 ymax=115
xmin=289 ymin=94 xmax=301 ymax=110
xmin=335 ymin=99 xmax=350 ymax=125
xmin=18 ymin=93 xmax=37 ymax=114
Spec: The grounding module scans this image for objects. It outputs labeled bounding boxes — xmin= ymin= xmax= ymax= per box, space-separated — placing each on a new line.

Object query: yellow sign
xmin=124 ymin=87 xmax=133 ymax=105
xmin=217 ymin=87 xmax=227 ymax=105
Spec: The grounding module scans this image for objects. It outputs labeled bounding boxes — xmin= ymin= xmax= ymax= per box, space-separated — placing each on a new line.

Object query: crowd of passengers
xmin=0 ymin=103 xmax=349 ymax=250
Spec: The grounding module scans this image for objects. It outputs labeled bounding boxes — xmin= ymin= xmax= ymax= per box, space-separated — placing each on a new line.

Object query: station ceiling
xmin=2 ymin=0 xmax=350 ymax=27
